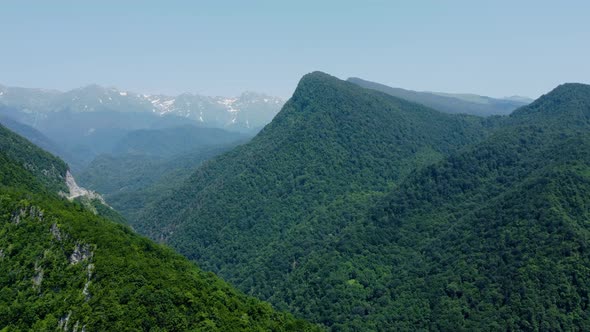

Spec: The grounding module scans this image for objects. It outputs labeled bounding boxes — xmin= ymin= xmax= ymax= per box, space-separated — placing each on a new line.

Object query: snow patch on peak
xmin=119 ymin=91 xmax=127 ymax=96
xmin=145 ymin=95 xmax=177 ymax=114
xmin=218 ymin=98 xmax=240 ymax=113
xmin=218 ymin=98 xmax=238 ymax=107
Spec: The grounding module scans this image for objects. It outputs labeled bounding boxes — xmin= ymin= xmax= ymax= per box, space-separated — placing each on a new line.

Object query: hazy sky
xmin=1 ymin=0 xmax=588 ymax=99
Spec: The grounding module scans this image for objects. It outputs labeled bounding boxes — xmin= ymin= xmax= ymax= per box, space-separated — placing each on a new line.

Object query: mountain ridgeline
xmin=135 ymin=72 xmax=497 ymax=329
xmin=355 ymin=83 xmax=590 ymax=329
xmin=132 ymin=74 xmax=590 ymax=330
xmin=348 ymin=77 xmax=530 ymax=116
xmin=0 ymin=124 xmax=317 ymax=330
xmin=0 ymin=83 xmax=284 ymax=132
xmin=4 ymin=68 xmax=590 ymax=331
xmin=0 ymin=84 xmax=282 ymax=171
xmin=0 ymin=123 xmax=68 ymax=194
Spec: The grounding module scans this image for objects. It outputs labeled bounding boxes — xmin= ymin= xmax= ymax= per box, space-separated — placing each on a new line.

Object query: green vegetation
xmin=134 ymin=75 xmax=590 ymax=330
xmin=110 ymin=125 xmax=247 ymax=158
xmin=135 ymin=72 xmax=497 ymax=330
xmin=357 ymin=83 xmax=590 ymax=329
xmin=0 ymin=125 xmax=317 ymax=330
xmin=0 ymin=114 xmax=65 ymax=161
xmin=10 ymin=70 xmax=588 ymax=331
xmin=77 ymin=128 xmax=248 ymax=222
xmin=348 ymin=77 xmax=529 ymax=116
xmin=0 ymin=123 xmax=67 ymax=193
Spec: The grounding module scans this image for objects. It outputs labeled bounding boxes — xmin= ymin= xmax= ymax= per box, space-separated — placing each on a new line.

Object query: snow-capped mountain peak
xmin=0 ymin=83 xmax=285 ymax=132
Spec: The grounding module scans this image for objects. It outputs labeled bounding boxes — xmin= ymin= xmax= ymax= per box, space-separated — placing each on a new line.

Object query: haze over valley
xmin=1 ymin=1 xmax=589 ymax=331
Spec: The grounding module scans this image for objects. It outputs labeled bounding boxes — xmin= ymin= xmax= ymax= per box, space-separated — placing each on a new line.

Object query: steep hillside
xmin=350 ymin=82 xmax=590 ymax=329
xmin=0 ymin=114 xmax=64 ymax=159
xmin=0 ymin=123 xmax=68 ymax=193
xmin=135 ymin=72 xmax=493 ymax=329
xmin=0 ymin=120 xmax=316 ymax=330
xmin=77 ymin=125 xmax=249 ymax=222
xmin=348 ymin=77 xmax=529 ymax=116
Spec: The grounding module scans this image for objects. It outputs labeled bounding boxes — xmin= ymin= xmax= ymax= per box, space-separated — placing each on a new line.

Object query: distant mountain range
xmin=348 ymin=77 xmax=532 ymax=116
xmin=0 ymin=83 xmax=272 ymax=170
xmin=0 ymin=83 xmax=284 ymax=132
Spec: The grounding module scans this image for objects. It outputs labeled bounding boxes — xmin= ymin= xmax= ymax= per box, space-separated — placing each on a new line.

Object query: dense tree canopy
xmin=135 ymin=72 xmax=500 ymax=330
xmin=132 ymin=75 xmax=590 ymax=330
xmin=0 ymin=125 xmax=317 ymax=331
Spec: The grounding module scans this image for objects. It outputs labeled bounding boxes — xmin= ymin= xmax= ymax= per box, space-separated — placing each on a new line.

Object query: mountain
xmin=133 ymin=73 xmax=590 ymax=329
xmin=0 ymin=103 xmax=187 ymax=170
xmin=0 ymin=83 xmax=283 ymax=170
xmin=0 ymin=83 xmax=60 ymax=112
xmin=0 ymin=114 xmax=64 ymax=160
xmin=110 ymin=125 xmax=247 ymax=158
xmin=77 ymin=127 xmax=248 ymax=222
xmin=0 ymin=123 xmax=68 ymax=193
xmin=146 ymin=91 xmax=284 ymax=131
xmin=354 ymin=82 xmax=590 ymax=329
xmin=0 ymin=83 xmax=284 ymax=132
xmin=133 ymin=72 xmax=495 ymax=329
xmin=499 ymin=95 xmax=534 ymax=104
xmin=0 ymin=122 xmax=316 ymax=330
xmin=348 ymin=77 xmax=530 ymax=116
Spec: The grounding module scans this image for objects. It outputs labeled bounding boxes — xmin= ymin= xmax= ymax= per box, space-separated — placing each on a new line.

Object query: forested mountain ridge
xmin=354 ymin=82 xmax=590 ymax=329
xmin=135 ymin=71 xmax=497 ymax=329
xmin=0 ymin=115 xmax=65 ymax=161
xmin=78 ymin=142 xmax=243 ymax=224
xmin=0 ymin=123 xmax=68 ymax=193
xmin=348 ymin=77 xmax=530 ymax=116
xmin=0 ymin=125 xmax=318 ymax=330
xmin=137 ymin=71 xmax=491 ymax=240
xmin=255 ymin=81 xmax=590 ymax=329
xmin=76 ymin=124 xmax=250 ymax=224
xmin=510 ymin=83 xmax=590 ymax=122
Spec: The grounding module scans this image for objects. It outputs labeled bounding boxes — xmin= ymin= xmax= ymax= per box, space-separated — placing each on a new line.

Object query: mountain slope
xmin=77 ymin=125 xmax=250 ymax=223
xmin=345 ymin=82 xmax=590 ymax=329
xmin=0 ymin=121 xmax=316 ymax=330
xmin=135 ymin=72 xmax=493 ymax=329
xmin=0 ymin=123 xmax=68 ymax=193
xmin=348 ymin=77 xmax=529 ymax=116
xmin=79 ymin=142 xmax=243 ymax=223
xmin=110 ymin=125 xmax=247 ymax=158
xmin=0 ymin=114 xmax=64 ymax=159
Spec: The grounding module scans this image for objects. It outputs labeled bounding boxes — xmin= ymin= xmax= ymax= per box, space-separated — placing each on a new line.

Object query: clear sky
xmin=1 ymin=0 xmax=588 ymax=99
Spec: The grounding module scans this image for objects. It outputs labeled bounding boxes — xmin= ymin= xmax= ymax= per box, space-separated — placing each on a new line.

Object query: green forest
xmin=0 ymin=124 xmax=317 ymax=331
xmin=3 ymin=72 xmax=590 ymax=331
xmin=130 ymin=75 xmax=590 ymax=330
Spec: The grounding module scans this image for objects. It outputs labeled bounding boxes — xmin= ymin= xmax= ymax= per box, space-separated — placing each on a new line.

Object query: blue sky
xmin=1 ymin=0 xmax=588 ymax=99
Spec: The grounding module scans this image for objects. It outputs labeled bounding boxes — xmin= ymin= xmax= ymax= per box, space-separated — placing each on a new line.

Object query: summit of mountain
xmin=132 ymin=71 xmax=493 ymax=328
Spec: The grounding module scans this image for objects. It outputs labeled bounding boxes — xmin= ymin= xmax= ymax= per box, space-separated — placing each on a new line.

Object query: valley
xmin=3 ymin=68 xmax=589 ymax=331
